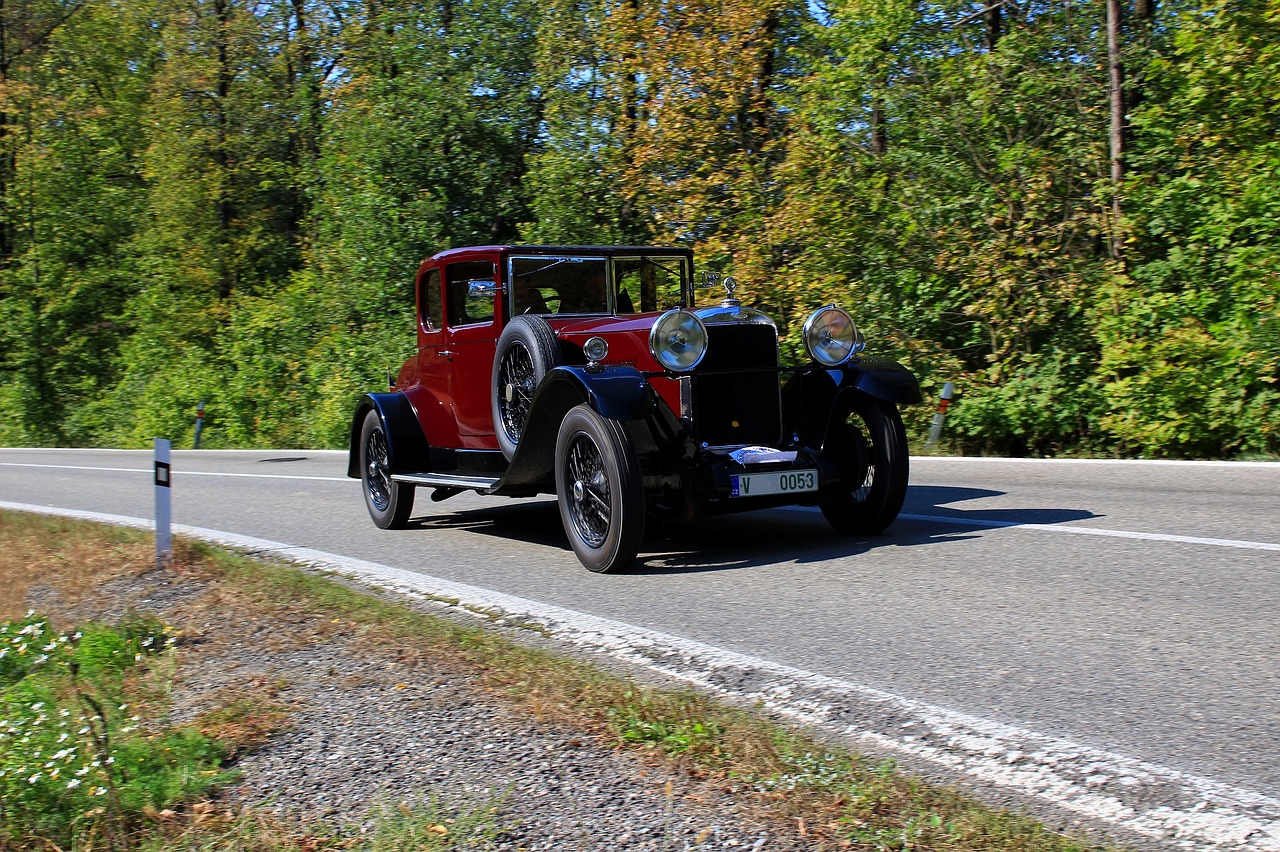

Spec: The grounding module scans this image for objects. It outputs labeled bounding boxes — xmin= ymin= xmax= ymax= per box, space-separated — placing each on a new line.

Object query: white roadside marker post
xmin=194 ymin=402 xmax=205 ymax=449
xmin=925 ymin=382 xmax=955 ymax=447
xmin=154 ymin=438 xmax=172 ymax=566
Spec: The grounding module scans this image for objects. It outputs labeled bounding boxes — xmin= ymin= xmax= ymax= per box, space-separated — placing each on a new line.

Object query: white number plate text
xmin=730 ymin=469 xmax=818 ymax=498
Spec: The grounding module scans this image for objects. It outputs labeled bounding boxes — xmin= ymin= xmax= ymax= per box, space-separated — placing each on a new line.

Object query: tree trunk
xmin=1128 ymin=0 xmax=1156 ymax=115
xmin=1 ymin=0 xmax=14 ymax=265
xmin=985 ymin=2 xmax=1002 ymax=51
xmin=214 ymin=0 xmax=235 ymax=298
xmin=618 ymin=0 xmax=643 ymax=240
xmin=291 ymin=0 xmax=319 ymax=163
xmin=870 ymin=90 xmax=887 ymax=156
xmin=748 ymin=9 xmax=779 ymax=156
xmin=1107 ymin=0 xmax=1125 ymax=261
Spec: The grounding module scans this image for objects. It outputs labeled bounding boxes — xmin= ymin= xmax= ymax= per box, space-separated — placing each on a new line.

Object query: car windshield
xmin=614 ymin=256 xmax=687 ymax=313
xmin=510 ymin=256 xmax=609 ymax=316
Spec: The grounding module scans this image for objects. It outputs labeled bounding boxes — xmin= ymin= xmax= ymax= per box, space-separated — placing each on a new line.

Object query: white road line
xmin=899 ymin=513 xmax=1280 ymax=553
xmin=0 ymin=462 xmax=351 ymax=483
xmin=0 ymin=448 xmax=345 ymax=454
xmin=8 ymin=460 xmax=1276 ymax=552
xmin=915 ymin=456 xmax=1280 ymax=469
xmin=777 ymin=506 xmax=1280 ymax=554
xmin=2 ymin=499 xmax=1278 ymax=851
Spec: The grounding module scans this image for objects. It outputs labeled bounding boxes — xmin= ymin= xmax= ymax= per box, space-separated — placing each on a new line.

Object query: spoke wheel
xmin=555 ymin=404 xmax=644 ymax=573
xmin=360 ymin=409 xmax=415 ymax=529
xmin=819 ymin=392 xmax=908 ymax=535
xmin=497 ymin=343 xmax=536 ymax=444
xmin=492 ymin=316 xmax=561 ymax=460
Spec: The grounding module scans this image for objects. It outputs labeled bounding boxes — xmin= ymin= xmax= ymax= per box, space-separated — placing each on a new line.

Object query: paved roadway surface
xmin=1 ymin=448 xmax=1278 ymax=848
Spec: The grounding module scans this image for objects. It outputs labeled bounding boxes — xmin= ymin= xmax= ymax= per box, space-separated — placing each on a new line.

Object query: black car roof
xmin=428 ymin=245 xmax=693 ymax=262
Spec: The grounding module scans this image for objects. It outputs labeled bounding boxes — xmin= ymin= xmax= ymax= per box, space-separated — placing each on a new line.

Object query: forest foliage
xmin=0 ymin=0 xmax=1277 ymax=457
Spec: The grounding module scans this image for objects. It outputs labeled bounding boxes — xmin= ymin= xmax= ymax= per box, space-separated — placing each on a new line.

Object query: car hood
xmin=549 ymin=313 xmax=663 ymax=338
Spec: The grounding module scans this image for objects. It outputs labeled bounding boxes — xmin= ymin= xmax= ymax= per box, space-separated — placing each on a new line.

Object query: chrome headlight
xmin=803 ymin=305 xmax=859 ymax=366
xmin=583 ymin=336 xmax=609 ymax=364
xmin=649 ymin=309 xmax=708 ymax=371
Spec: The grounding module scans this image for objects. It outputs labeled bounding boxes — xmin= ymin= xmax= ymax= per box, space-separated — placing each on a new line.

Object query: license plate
xmin=730 ymin=469 xmax=818 ymax=498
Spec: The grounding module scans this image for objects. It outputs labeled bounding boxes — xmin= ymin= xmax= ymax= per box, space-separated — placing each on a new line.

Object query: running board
xmin=390 ymin=472 xmax=500 ymax=492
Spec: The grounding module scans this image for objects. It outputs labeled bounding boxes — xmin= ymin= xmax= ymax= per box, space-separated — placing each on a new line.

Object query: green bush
xmin=0 ymin=612 xmax=231 ymax=848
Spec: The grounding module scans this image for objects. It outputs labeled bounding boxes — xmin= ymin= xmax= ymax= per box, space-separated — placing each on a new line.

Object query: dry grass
xmin=193 ymin=679 xmax=296 ymax=759
xmin=0 ymin=511 xmax=154 ymax=620
xmin=0 ymin=509 xmax=1115 ymax=852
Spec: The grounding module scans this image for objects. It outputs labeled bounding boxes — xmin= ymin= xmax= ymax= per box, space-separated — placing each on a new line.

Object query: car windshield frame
xmin=612 ymin=255 xmax=690 ymax=314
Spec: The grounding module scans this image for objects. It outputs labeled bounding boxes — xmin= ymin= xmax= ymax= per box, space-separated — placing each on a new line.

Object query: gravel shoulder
xmin=26 ymin=555 xmax=814 ymax=850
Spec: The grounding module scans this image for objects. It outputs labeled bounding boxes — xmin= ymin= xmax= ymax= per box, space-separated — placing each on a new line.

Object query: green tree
xmin=1104 ymin=0 xmax=1280 ymax=456
xmin=0 ymin=0 xmax=157 ymax=445
xmin=773 ymin=0 xmax=1119 ymax=453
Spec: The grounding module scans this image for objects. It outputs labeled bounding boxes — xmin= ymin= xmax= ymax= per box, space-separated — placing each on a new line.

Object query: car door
xmin=408 ymin=264 xmax=463 ymax=448
xmin=442 ymin=257 xmax=502 ymax=445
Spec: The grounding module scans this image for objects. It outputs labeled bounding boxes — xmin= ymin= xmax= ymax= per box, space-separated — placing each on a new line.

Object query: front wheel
xmin=555 ymin=404 xmax=644 ymax=573
xmin=819 ymin=393 xmax=909 ymax=535
xmin=360 ymin=409 xmax=415 ymax=529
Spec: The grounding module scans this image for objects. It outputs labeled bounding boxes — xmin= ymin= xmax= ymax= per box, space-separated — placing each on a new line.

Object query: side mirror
xmin=699 ymin=271 xmax=721 ymax=290
xmin=467 ymin=278 xmax=504 ymax=297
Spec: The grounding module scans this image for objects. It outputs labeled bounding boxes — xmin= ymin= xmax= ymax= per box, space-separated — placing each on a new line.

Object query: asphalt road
xmin=2 ymin=447 xmax=1278 ymax=845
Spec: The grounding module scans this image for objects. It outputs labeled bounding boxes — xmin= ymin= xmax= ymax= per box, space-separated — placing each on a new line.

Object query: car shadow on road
xmin=634 ymin=485 xmax=1102 ymax=574
xmin=403 ymin=485 xmax=1101 ymax=576
xmin=405 ymin=500 xmax=568 ymax=549
xmin=902 ymin=485 xmax=1102 ymax=526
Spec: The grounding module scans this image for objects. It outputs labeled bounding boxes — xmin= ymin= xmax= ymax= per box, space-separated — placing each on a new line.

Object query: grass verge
xmin=0 ymin=509 xmax=1117 ymax=851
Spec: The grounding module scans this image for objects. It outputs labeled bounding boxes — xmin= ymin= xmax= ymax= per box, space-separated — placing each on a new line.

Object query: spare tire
xmin=492 ymin=315 xmax=562 ymax=459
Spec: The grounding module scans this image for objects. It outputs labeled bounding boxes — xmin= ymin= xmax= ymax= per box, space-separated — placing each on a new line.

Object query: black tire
xmin=493 ymin=316 xmax=562 ymax=460
xmin=360 ymin=409 xmax=415 ymax=529
xmin=555 ymin=404 xmax=644 ymax=573
xmin=819 ymin=392 xmax=909 ymax=535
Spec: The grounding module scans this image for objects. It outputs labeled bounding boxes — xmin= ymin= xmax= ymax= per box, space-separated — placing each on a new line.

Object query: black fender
xmin=782 ymin=357 xmax=920 ymax=449
xmin=347 ymin=392 xmax=433 ymax=479
xmin=495 ymin=365 xmax=656 ymax=493
xmin=842 ymin=357 xmax=923 ymax=406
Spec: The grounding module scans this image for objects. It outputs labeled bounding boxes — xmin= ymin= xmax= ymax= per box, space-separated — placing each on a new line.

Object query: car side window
xmin=421 ymin=268 xmax=443 ymax=330
xmin=446 ymin=261 xmax=496 ymax=327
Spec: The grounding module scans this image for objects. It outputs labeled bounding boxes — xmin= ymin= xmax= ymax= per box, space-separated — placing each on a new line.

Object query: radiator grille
xmin=690 ymin=325 xmax=781 ymax=446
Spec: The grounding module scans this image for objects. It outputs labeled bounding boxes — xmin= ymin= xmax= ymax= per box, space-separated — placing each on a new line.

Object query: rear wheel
xmin=360 ymin=409 xmax=415 ymax=529
xmin=819 ymin=393 xmax=908 ymax=534
xmin=555 ymin=404 xmax=644 ymax=573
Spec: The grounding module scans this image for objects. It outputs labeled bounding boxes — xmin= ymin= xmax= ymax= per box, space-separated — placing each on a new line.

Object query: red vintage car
xmin=348 ymin=245 xmax=921 ymax=572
